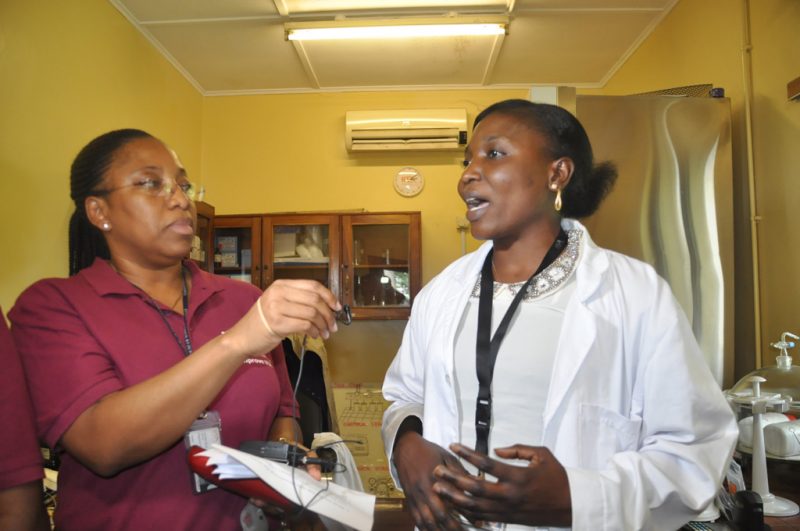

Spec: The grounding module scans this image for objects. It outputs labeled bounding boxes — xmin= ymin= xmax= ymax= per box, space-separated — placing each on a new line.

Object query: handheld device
xmin=240 ymin=440 xmax=307 ymax=467
xmin=239 ymin=440 xmax=337 ymax=473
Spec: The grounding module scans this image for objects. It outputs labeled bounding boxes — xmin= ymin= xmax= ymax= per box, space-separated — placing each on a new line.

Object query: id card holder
xmin=184 ymin=410 xmax=222 ymax=494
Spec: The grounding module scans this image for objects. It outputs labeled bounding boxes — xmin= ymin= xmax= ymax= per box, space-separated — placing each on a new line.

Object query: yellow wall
xmin=0 ymin=0 xmax=203 ymax=313
xmin=593 ymin=0 xmax=800 ymax=378
xmin=202 ymin=90 xmax=525 ymax=284
xmin=3 ymin=0 xmax=798 ymax=383
xmin=201 ymin=90 xmax=525 ymax=380
xmin=748 ymin=1 xmax=800 ymax=367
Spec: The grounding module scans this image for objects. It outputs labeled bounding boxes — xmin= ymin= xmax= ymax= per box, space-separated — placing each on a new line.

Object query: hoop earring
xmin=554 ymin=189 xmax=562 ymax=212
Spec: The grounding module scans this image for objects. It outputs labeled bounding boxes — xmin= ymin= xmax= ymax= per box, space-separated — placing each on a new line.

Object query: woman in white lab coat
xmin=381 ymin=99 xmax=737 ymax=530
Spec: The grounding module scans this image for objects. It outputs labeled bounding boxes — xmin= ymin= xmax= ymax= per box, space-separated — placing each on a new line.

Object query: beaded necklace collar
xmin=470 ymin=228 xmax=581 ymax=301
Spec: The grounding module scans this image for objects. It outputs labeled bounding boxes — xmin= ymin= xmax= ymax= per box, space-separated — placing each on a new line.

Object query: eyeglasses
xmin=93 ymin=177 xmax=197 ymax=201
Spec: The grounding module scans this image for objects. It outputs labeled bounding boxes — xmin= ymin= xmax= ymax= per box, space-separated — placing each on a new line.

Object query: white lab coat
xmin=382 ymin=219 xmax=737 ymax=531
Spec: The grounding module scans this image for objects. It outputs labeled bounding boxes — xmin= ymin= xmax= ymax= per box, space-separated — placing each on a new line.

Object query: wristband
xmin=256 ymin=301 xmax=280 ymax=339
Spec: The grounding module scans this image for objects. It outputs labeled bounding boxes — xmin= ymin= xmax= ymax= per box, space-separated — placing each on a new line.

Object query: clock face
xmin=394 ymin=167 xmax=424 ymax=197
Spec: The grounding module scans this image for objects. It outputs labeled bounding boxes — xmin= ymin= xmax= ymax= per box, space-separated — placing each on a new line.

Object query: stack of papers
xmin=199 ymin=444 xmax=375 ymax=531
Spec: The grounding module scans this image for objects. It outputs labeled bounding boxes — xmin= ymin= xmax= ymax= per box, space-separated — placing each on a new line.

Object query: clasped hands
xmin=394 ymin=433 xmax=571 ymax=530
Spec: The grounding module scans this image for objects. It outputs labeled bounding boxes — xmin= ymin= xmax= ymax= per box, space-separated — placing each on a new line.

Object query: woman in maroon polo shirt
xmin=10 ymin=129 xmax=340 ymax=530
xmin=0 ymin=308 xmax=49 ymax=531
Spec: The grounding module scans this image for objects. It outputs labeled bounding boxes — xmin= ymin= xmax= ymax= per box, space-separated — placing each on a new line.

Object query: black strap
xmin=474 ymin=228 xmax=567 ymax=455
xmin=150 ymin=266 xmax=193 ymax=356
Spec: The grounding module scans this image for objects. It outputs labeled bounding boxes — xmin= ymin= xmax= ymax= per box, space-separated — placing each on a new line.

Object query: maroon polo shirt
xmin=10 ymin=260 xmax=296 ymax=531
xmin=0 ymin=307 xmax=43 ymax=490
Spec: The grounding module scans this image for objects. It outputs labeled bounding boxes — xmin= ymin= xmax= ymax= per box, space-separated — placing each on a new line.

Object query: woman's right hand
xmin=393 ymin=431 xmax=467 ymax=530
xmin=225 ymin=279 xmax=341 ymax=359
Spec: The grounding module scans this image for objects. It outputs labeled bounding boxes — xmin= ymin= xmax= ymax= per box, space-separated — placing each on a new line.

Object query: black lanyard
xmin=149 ymin=266 xmax=193 ymax=356
xmin=474 ymin=228 xmax=567 ymax=455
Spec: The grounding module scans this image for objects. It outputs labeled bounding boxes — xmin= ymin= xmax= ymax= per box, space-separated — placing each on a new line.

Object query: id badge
xmin=184 ymin=410 xmax=222 ymax=494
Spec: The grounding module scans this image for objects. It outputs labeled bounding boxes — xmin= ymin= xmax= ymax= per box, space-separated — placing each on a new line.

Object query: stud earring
xmin=102 ymin=222 xmax=111 ymax=232
xmin=554 ymin=189 xmax=562 ymax=212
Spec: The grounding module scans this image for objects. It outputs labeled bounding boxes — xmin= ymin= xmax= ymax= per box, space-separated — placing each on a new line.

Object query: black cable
xmin=288 ymin=334 xmax=331 ymax=519
xmin=284 ymin=306 xmax=354 ymax=520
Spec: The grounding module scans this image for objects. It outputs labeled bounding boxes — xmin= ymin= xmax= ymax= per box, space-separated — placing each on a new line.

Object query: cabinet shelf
xmin=353 ymin=264 xmax=409 ymax=269
xmin=352 ymin=304 xmax=409 ymax=309
xmin=274 ymin=264 xmax=329 ymax=270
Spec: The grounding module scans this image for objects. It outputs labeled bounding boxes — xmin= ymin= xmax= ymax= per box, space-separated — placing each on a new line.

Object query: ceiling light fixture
xmin=285 ymin=16 xmax=507 ymax=41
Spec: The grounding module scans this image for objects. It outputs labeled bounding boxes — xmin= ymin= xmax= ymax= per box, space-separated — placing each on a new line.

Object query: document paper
xmin=199 ymin=444 xmax=375 ymax=531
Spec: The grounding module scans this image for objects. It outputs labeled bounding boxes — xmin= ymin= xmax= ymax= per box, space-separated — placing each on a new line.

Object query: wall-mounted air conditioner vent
xmin=345 ymin=109 xmax=468 ymax=152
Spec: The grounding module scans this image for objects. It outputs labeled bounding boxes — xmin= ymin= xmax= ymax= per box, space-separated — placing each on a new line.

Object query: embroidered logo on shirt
xmin=244 ymin=355 xmax=273 ymax=367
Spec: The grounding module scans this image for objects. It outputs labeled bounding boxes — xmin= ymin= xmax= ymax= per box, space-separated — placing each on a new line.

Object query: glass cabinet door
xmin=212 ymin=216 xmax=263 ymax=287
xmin=263 ymin=215 xmax=340 ymax=297
xmin=342 ymin=213 xmax=421 ymax=320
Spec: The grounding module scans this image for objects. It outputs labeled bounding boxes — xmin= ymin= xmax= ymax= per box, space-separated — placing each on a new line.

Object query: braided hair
xmin=68 ymin=129 xmax=153 ymax=275
xmin=473 ymin=99 xmax=617 ymax=219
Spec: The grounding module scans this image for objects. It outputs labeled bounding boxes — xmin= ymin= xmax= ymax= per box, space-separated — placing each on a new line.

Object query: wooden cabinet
xmin=191 ymin=201 xmax=215 ymax=271
xmin=342 ymin=213 xmax=421 ymax=320
xmin=212 ymin=215 xmax=262 ymax=284
xmin=212 ymin=212 xmax=421 ymax=319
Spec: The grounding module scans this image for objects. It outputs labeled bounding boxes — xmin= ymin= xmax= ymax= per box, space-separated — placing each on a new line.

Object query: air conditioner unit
xmin=345 ymin=109 xmax=468 ymax=152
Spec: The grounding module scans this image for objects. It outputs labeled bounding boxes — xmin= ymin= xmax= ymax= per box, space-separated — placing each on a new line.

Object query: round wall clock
xmin=394 ymin=167 xmax=424 ymax=197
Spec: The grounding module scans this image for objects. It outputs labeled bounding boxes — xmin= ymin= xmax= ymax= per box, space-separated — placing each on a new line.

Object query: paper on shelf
xmin=200 ymin=444 xmax=375 ymax=531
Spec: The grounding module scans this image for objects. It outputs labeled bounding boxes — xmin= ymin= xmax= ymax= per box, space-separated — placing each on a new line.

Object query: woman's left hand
xmin=247 ymin=449 xmax=322 ymax=515
xmin=432 ymin=443 xmax=572 ymax=528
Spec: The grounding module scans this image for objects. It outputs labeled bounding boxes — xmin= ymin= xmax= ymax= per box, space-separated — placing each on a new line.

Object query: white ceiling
xmin=109 ymin=0 xmax=678 ymax=95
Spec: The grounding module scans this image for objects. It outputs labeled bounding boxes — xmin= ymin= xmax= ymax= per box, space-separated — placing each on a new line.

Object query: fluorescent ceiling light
xmin=288 ymin=24 xmax=505 ymax=40
xmin=285 ymin=17 xmax=507 ymax=41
